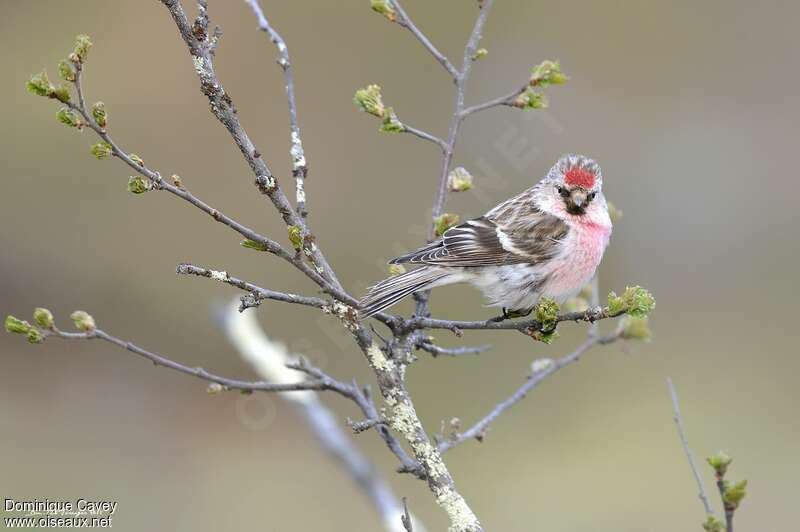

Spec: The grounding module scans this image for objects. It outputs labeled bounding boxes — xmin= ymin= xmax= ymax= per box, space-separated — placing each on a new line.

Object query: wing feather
xmin=389 ymin=199 xmax=569 ymax=268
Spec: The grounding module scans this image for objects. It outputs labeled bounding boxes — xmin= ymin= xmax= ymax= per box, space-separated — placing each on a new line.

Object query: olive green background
xmin=1 ymin=1 xmax=798 ymax=531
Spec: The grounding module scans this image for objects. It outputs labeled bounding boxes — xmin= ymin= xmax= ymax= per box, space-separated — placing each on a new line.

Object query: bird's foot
xmin=489 ymin=307 xmax=534 ymax=322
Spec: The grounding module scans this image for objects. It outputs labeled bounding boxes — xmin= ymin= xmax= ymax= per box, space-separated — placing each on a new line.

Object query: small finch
xmin=359 ymin=154 xmax=612 ymax=318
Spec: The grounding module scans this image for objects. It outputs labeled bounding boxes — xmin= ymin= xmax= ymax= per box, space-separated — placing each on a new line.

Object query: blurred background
xmin=2 ymin=1 xmax=798 ymax=530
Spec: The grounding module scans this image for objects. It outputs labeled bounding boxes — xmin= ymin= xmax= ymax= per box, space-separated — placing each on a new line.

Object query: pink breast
xmin=544 ymin=221 xmax=611 ymax=300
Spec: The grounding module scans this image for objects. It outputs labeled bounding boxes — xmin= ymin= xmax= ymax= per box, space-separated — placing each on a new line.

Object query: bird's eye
xmin=557 ymin=186 xmax=569 ymax=198
xmin=587 ymin=191 xmax=596 ymax=201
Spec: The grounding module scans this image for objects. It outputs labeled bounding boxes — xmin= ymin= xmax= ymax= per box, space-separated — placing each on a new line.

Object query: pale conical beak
xmin=570 ymin=189 xmax=588 ymax=208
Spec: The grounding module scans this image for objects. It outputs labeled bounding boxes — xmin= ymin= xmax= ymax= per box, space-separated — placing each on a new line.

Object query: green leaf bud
xmin=707 ymin=451 xmax=733 ymax=478
xmin=723 ymin=479 xmax=747 ymax=510
xmin=433 ymin=213 xmax=460 ymax=236
xmin=91 ymin=101 xmax=107 ymax=128
xmin=512 ymin=88 xmax=548 ymax=110
xmin=127 ymin=176 xmax=152 ymax=194
xmin=26 ymin=328 xmax=45 ymax=344
xmin=535 ymin=297 xmax=560 ymax=330
xmin=353 ymin=84 xmax=386 ymax=118
xmin=90 ymin=141 xmax=112 ymax=159
xmin=56 ymin=108 xmax=82 ymax=128
xmin=288 ymin=225 xmax=303 ymax=251
xmin=380 ymin=107 xmax=405 ymax=132
xmin=5 ymin=315 xmax=32 ymax=335
xmin=447 ymin=167 xmax=474 ymax=192
xmin=530 ymin=60 xmax=569 ymax=87
xmin=52 ymin=85 xmax=71 ymax=103
xmin=370 ymin=0 xmax=397 ymax=22
xmin=472 ymin=48 xmax=488 ymax=61
xmin=73 ymin=34 xmax=93 ymax=63
xmin=33 ymin=308 xmax=55 ymax=330
xmin=607 ymin=286 xmax=655 ymax=318
xmin=58 ymin=59 xmax=76 ymax=82
xmin=128 ymin=153 xmax=145 ymax=167
xmin=702 ymin=516 xmax=725 ymax=532
xmin=70 ymin=310 xmax=95 ymax=331
xmin=27 ymin=70 xmax=53 ymax=97
xmin=241 ymin=239 xmax=270 ymax=251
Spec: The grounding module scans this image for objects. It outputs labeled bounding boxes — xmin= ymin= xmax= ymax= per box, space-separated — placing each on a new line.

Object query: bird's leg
xmin=488 ymin=307 xmax=534 ymax=322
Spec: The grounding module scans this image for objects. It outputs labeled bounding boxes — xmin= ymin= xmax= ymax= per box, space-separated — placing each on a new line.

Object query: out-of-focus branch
xmin=666 ymin=378 xmax=715 ymax=516
xmin=244 ymin=0 xmax=309 ymax=219
xmin=218 ymin=300 xmax=426 ymax=532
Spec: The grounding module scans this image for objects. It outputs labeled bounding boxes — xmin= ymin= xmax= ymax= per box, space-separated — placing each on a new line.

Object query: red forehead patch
xmin=564 ymin=167 xmax=596 ymax=188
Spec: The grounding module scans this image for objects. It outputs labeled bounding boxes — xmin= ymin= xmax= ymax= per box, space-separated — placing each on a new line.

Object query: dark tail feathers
xmin=359 ymin=266 xmax=446 ymax=318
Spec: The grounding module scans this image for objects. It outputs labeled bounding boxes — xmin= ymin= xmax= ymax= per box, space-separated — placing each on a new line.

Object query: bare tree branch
xmin=460 ymin=82 xmax=528 ymax=117
xmin=390 ymin=1 xmax=459 ymax=80
xmin=176 ymin=263 xmax=328 ymax=310
xmin=244 ymin=0 xmax=309 ymax=219
xmin=160 ymin=0 xmax=342 ymax=291
xmin=219 ymin=300 xmax=424 ymax=532
xmin=666 ymin=377 xmax=715 ymax=517
xmin=438 ymin=332 xmax=621 ymax=454
xmin=402 ymin=124 xmax=448 ymax=150
xmin=65 ymin=64 xmax=340 ymax=298
xmin=428 ymin=0 xmax=495 ymax=240
xmin=47 ymin=327 xmax=345 ymax=394
xmin=417 ymin=341 xmax=492 ymax=357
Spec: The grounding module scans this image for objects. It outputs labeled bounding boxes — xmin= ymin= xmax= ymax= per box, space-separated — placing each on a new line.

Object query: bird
xmin=358 ymin=154 xmax=613 ymax=319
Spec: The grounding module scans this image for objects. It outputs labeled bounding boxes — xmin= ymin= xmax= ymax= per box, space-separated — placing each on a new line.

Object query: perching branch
xmin=16 ymin=3 xmax=657 ymax=531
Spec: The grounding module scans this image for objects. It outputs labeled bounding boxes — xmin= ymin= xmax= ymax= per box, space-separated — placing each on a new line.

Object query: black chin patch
xmin=565 ymin=202 xmax=585 ymax=216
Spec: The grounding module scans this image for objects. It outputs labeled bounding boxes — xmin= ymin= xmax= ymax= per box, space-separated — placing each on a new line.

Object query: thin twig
xmin=460 ymin=82 xmax=528 ymax=117
xmin=439 ymin=332 xmax=620 ymax=453
xmin=176 ymin=263 xmax=328 ymax=309
xmin=402 ymin=124 xmax=447 ymax=151
xmin=666 ymin=378 xmax=715 ymax=516
xmin=391 ymin=1 xmax=459 ymax=80
xmin=48 ymin=327 xmax=338 ymax=394
xmin=428 ymin=0 xmax=495 ymax=238
xmin=160 ymin=0 xmax=342 ymax=291
xmin=417 ymin=342 xmax=492 ymax=357
xmin=244 ymin=0 xmax=309 ymax=219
